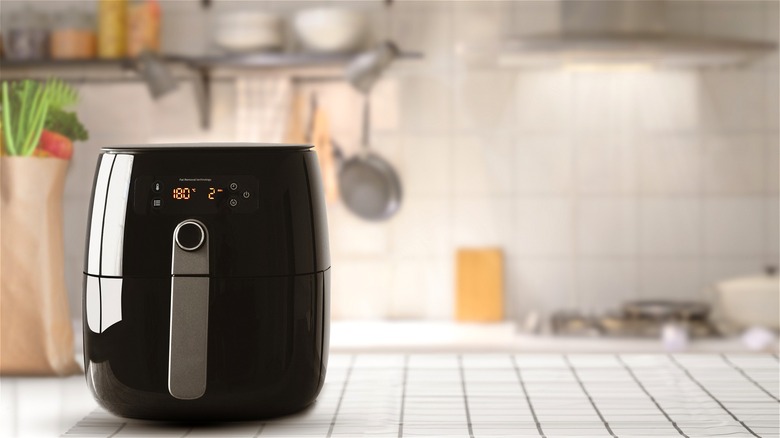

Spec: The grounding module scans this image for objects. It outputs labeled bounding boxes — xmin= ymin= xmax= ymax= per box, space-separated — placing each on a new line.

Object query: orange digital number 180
xmin=172 ymin=187 xmax=193 ymax=200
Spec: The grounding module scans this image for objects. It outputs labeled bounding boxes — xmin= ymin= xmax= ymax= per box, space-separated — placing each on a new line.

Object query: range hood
xmin=499 ymin=0 xmax=777 ymax=68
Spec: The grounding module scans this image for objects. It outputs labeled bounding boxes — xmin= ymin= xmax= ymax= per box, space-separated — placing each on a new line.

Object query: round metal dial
xmin=175 ymin=221 xmax=205 ymax=251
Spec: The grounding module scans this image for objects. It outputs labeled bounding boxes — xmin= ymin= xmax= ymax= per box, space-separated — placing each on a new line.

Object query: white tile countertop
xmin=1 ymin=353 xmax=778 ymax=437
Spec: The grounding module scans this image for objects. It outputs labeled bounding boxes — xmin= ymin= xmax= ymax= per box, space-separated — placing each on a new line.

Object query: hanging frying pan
xmin=337 ymin=98 xmax=402 ymax=221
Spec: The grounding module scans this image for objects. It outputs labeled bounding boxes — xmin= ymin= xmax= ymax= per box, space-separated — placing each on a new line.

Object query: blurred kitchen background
xmin=2 ymin=0 xmax=778 ymax=352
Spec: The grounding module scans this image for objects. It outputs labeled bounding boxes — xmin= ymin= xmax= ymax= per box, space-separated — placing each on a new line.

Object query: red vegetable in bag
xmin=36 ymin=129 xmax=73 ymax=159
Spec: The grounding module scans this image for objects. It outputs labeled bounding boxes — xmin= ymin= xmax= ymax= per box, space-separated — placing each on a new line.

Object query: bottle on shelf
xmin=98 ymin=0 xmax=127 ymax=59
xmin=127 ymin=0 xmax=161 ymax=57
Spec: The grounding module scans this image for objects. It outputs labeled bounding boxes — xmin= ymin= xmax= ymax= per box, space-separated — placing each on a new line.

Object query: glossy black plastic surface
xmin=83 ymin=145 xmax=330 ymax=421
xmin=84 ymin=147 xmax=330 ymax=277
xmin=103 ymin=143 xmax=312 ymax=153
xmin=84 ymin=272 xmax=329 ymax=420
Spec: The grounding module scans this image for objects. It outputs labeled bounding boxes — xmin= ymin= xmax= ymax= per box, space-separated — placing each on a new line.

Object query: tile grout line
xmin=397 ymin=354 xmax=409 ymax=438
xmin=61 ymin=409 xmax=94 ymax=437
xmin=106 ymin=422 xmax=126 ymax=438
xmin=668 ymin=355 xmax=759 ymax=437
xmin=720 ymin=354 xmax=780 ymax=402
xmin=510 ymin=355 xmax=546 ymax=438
xmin=563 ymin=355 xmax=617 ymax=438
xmin=457 ymin=355 xmax=475 ymax=438
xmin=326 ymin=355 xmax=356 ymax=438
xmin=615 ymin=355 xmax=688 ymax=438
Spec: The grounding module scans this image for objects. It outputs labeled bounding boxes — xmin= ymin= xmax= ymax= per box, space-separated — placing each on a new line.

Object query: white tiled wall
xmin=39 ymin=1 xmax=779 ymax=323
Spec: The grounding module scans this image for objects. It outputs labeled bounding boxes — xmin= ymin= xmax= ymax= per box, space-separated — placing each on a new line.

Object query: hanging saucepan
xmin=335 ymin=98 xmax=402 ymax=221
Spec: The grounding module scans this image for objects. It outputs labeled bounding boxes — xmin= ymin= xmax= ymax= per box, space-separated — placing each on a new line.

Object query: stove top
xmin=551 ymin=311 xmax=721 ymax=338
xmin=63 ymin=353 xmax=779 ymax=437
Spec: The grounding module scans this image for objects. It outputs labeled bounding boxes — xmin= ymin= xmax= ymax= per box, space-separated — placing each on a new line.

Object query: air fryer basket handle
xmin=168 ymin=219 xmax=210 ymax=400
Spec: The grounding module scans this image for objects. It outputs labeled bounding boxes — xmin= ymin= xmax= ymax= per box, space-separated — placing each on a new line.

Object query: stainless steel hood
xmin=499 ymin=0 xmax=777 ymax=68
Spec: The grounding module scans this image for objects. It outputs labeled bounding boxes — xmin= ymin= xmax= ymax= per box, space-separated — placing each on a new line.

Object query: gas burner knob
xmin=175 ymin=220 xmax=205 ymax=251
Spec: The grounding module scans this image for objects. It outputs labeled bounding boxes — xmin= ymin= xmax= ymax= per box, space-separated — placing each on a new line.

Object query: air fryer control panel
xmin=133 ymin=175 xmax=259 ymax=214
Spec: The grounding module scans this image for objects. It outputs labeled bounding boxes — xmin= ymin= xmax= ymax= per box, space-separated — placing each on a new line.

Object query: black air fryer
xmin=82 ymin=144 xmax=330 ymax=421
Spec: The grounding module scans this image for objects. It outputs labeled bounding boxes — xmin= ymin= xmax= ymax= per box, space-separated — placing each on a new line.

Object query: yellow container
xmin=98 ymin=0 xmax=127 ymax=58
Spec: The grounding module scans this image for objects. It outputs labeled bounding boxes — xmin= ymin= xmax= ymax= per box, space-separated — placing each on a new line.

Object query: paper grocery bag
xmin=0 ymin=157 xmax=80 ymax=375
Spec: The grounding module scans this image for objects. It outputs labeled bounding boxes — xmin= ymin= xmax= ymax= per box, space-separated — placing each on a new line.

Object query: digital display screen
xmin=136 ymin=175 xmax=259 ymax=214
xmin=170 ymin=183 xmax=226 ymax=202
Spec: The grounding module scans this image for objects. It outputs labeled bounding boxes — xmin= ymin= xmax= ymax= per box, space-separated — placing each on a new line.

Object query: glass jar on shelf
xmin=4 ymin=8 xmax=49 ymax=60
xmin=50 ymin=11 xmax=96 ymax=60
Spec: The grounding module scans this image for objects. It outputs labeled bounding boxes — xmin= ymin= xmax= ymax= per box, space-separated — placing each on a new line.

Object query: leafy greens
xmin=1 ymin=79 xmax=87 ymax=156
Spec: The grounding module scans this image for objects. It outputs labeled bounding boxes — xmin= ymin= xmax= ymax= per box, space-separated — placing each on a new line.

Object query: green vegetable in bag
xmin=1 ymin=79 xmax=88 ymax=157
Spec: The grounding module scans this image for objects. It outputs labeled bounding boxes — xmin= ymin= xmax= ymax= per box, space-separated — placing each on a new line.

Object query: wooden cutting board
xmin=455 ymin=248 xmax=504 ymax=322
xmin=284 ymin=90 xmax=306 ymax=144
xmin=286 ymin=92 xmax=338 ymax=202
xmin=309 ymin=103 xmax=339 ymax=203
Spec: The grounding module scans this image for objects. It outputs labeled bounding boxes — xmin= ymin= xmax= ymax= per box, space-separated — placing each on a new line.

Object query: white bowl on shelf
xmin=292 ymin=8 xmax=367 ymax=53
xmin=213 ymin=11 xmax=283 ymax=52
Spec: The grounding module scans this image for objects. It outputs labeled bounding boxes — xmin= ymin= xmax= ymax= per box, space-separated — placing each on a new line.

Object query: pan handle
xmin=331 ymin=138 xmax=346 ymax=167
xmin=361 ymin=96 xmax=371 ymax=151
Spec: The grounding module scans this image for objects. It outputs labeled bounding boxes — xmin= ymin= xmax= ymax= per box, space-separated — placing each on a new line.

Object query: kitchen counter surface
xmin=68 ymin=320 xmax=779 ymax=355
xmin=2 ymin=353 xmax=778 ymax=437
xmin=330 ymin=321 xmax=777 ymax=354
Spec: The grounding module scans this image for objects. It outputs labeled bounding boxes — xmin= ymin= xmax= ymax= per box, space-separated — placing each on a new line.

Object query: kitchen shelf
xmin=0 ymin=50 xmax=423 ymax=128
xmin=0 ymin=51 xmax=422 ymax=75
